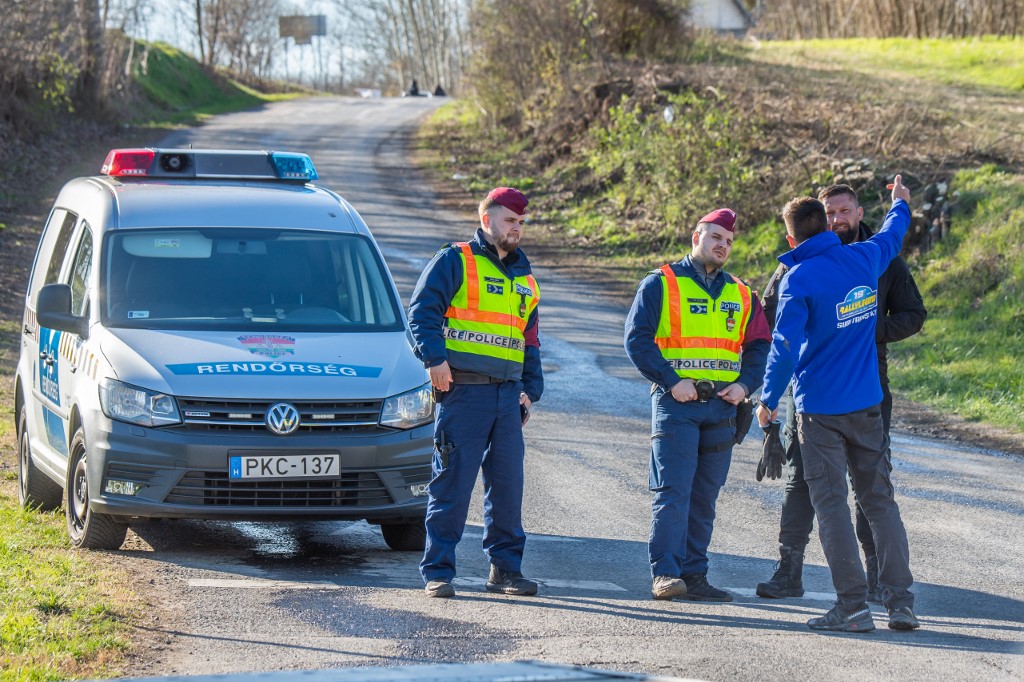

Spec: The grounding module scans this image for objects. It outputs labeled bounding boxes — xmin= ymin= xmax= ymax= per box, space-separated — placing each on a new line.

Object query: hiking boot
xmin=485 ymin=565 xmax=538 ymax=596
xmin=888 ymin=606 xmax=920 ymax=631
xmin=807 ymin=603 xmax=875 ymax=633
xmin=424 ymin=580 xmax=455 ymax=598
xmin=651 ymin=576 xmax=688 ymax=600
xmin=865 ymin=555 xmax=882 ymax=604
xmin=682 ymin=573 xmax=733 ymax=602
xmin=756 ymin=545 xmax=805 ymax=598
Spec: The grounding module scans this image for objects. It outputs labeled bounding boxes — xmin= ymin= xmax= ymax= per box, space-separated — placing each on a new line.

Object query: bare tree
xmin=337 ymin=0 xmax=470 ymax=94
xmin=758 ymin=0 xmax=1024 ymax=39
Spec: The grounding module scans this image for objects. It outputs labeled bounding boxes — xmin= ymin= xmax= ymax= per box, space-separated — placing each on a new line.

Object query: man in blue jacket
xmin=626 ymin=208 xmax=771 ymax=602
xmin=756 ymin=184 xmax=926 ymax=602
xmin=756 ymin=175 xmax=918 ymax=633
xmin=408 ymin=187 xmax=543 ymax=599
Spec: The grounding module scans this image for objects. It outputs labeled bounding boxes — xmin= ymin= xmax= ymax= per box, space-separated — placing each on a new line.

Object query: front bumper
xmin=86 ymin=415 xmax=432 ymax=522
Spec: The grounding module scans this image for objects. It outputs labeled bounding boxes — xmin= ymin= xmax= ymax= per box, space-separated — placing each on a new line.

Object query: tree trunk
xmin=77 ymin=0 xmax=105 ymax=114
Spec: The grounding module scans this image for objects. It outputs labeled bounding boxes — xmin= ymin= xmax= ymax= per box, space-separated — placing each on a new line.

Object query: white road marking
xmin=460 ymin=529 xmax=585 ymax=544
xmin=727 ymin=587 xmax=837 ymax=602
xmin=454 ymin=576 xmax=627 ymax=592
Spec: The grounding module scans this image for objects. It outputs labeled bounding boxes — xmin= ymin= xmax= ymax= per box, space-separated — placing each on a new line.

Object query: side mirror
xmin=36 ymin=283 xmax=89 ymax=339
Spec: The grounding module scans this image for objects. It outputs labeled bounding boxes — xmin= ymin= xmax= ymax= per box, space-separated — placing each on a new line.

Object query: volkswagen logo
xmin=265 ymin=402 xmax=301 ymax=435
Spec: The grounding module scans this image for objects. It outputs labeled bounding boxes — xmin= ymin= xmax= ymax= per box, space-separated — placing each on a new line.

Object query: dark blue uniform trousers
xmin=649 ymin=388 xmax=736 ymax=578
xmin=419 ymin=381 xmax=526 ymax=584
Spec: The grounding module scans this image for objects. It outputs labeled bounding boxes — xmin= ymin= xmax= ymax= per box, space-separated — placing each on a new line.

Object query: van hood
xmin=98 ymin=328 xmax=427 ymax=400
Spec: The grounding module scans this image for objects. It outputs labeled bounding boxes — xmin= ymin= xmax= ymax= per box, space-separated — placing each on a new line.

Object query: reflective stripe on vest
xmin=444 ymin=243 xmax=540 ymax=365
xmin=655 ymin=264 xmax=752 ymax=382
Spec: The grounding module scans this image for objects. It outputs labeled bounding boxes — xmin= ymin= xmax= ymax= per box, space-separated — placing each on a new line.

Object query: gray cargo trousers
xmin=797 ymin=404 xmax=914 ymax=612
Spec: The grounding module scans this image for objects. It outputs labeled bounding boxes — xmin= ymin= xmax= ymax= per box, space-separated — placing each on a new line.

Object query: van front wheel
xmin=66 ymin=428 xmax=128 ymax=550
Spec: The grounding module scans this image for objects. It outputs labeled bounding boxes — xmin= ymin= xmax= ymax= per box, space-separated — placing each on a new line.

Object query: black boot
xmin=756 ymin=545 xmax=805 ymax=598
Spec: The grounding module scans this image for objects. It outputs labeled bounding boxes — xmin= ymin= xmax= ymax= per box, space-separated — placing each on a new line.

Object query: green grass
xmin=0 ymin=494 xmax=134 ymax=680
xmin=0 ymin=359 xmax=136 ymax=679
xmin=890 ymin=165 xmax=1024 ymax=430
xmin=752 ymin=36 xmax=1024 ymax=91
xmin=131 ymin=41 xmax=301 ymax=126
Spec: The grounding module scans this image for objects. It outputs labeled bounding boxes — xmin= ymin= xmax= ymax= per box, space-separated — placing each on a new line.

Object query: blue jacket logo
xmin=836 ymin=286 xmax=878 ymax=321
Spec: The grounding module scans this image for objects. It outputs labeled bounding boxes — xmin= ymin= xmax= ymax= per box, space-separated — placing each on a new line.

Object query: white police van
xmin=15 ymin=148 xmax=434 ymax=550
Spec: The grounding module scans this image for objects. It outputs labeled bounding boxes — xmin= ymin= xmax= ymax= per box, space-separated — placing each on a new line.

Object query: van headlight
xmin=99 ymin=379 xmax=181 ymax=427
xmin=379 ymin=383 xmax=434 ymax=430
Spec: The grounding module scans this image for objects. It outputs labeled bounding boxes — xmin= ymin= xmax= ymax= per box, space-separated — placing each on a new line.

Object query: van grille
xmin=165 ymin=470 xmax=396 ymax=507
xmin=176 ymin=398 xmax=383 ymax=433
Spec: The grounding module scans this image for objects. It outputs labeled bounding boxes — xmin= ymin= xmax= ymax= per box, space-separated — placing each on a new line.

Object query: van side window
xmin=28 ymin=209 xmax=79 ymax=303
xmin=67 ymin=225 xmax=94 ymax=316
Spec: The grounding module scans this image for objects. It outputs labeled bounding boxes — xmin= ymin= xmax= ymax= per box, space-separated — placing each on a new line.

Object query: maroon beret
xmin=698 ymin=208 xmax=737 ymax=233
xmin=486 ymin=187 xmax=529 ymax=215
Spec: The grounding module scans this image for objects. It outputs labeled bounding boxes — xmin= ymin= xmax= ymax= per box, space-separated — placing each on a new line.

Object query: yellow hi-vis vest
xmin=443 ymin=242 xmax=540 ymax=372
xmin=655 ymin=264 xmax=753 ymax=383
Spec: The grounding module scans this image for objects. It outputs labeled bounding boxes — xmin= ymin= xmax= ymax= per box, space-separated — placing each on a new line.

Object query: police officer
xmin=408 ymin=187 xmax=543 ymax=599
xmin=625 ymin=208 xmax=771 ymax=601
xmin=756 ymin=176 xmax=919 ymax=632
xmin=756 ymin=184 xmax=926 ymax=603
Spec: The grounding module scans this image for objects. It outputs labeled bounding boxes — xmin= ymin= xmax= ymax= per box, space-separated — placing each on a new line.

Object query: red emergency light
xmin=101 ymin=149 xmax=156 ymax=177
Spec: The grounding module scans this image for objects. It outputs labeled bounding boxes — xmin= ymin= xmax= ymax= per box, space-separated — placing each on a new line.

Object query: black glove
xmin=756 ymin=421 xmax=786 ymax=482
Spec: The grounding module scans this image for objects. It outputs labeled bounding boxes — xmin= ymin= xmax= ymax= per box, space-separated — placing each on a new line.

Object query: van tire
xmin=18 ymin=404 xmax=63 ymax=512
xmin=380 ymin=520 xmax=426 ymax=551
xmin=66 ymin=428 xmax=128 ymax=550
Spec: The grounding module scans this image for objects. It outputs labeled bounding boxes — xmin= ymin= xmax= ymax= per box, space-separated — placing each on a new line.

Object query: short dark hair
xmin=817 ymin=183 xmax=859 ymax=205
xmin=782 ymin=197 xmax=827 ymax=244
xmin=478 ymin=197 xmax=499 ymax=218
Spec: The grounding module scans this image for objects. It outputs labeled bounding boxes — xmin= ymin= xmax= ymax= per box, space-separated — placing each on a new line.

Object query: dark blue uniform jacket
xmin=408 ymin=229 xmax=543 ymax=402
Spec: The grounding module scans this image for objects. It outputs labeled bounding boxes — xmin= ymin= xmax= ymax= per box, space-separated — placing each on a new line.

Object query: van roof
xmin=55 ymin=177 xmax=366 ymax=234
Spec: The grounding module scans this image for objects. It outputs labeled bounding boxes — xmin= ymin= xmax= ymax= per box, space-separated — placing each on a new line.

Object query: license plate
xmin=229 ymin=454 xmax=339 ymax=479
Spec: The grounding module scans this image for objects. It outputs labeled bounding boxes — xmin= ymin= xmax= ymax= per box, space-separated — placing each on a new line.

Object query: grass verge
xmin=131 ymin=42 xmax=303 ymax=127
xmin=892 ymin=165 xmax=1024 ymax=430
xmin=751 ymin=36 xmax=1024 ymax=92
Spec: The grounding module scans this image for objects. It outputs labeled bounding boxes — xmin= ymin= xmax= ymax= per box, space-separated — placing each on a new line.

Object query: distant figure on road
xmin=756 ymin=176 xmax=920 ymax=633
xmin=755 ymin=183 xmax=926 ymax=603
xmin=625 ymin=208 xmax=771 ymax=602
xmin=408 ymin=187 xmax=543 ymax=599
xmin=408 ymin=79 xmax=420 ymax=96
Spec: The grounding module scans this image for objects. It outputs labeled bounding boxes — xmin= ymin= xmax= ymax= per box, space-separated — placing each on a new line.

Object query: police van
xmin=14 ymin=148 xmax=434 ymax=551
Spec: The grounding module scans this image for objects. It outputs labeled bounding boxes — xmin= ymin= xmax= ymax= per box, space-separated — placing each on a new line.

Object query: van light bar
xmin=99 ymin=148 xmax=319 ymax=182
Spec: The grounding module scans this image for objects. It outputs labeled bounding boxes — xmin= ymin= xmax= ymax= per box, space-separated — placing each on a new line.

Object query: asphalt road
xmin=121 ymin=97 xmax=1023 ymax=681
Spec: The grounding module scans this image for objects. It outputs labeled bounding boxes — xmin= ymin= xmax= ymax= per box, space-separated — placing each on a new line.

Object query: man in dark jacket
xmin=756 ymin=176 xmax=919 ymax=633
xmin=625 ymin=208 xmax=771 ymax=602
xmin=756 ymin=184 xmax=926 ymax=604
xmin=408 ymin=187 xmax=543 ymax=599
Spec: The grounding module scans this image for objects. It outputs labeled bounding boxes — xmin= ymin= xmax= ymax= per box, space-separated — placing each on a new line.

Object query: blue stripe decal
xmin=42 ymin=406 xmax=69 ymax=456
xmin=166 ymin=361 xmax=383 ymax=378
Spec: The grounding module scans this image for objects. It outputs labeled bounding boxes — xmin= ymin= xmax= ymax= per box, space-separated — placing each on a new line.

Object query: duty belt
xmin=451 ymin=369 xmax=507 ymax=384
xmin=694 ymin=379 xmax=734 ymax=402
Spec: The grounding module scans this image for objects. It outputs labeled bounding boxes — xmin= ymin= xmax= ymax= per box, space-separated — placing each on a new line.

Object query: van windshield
xmin=102 ymin=229 xmax=402 ymax=332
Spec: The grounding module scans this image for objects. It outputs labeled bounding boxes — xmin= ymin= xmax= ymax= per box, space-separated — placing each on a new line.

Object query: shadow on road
xmin=122 ymin=520 xmax=1023 ymax=656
